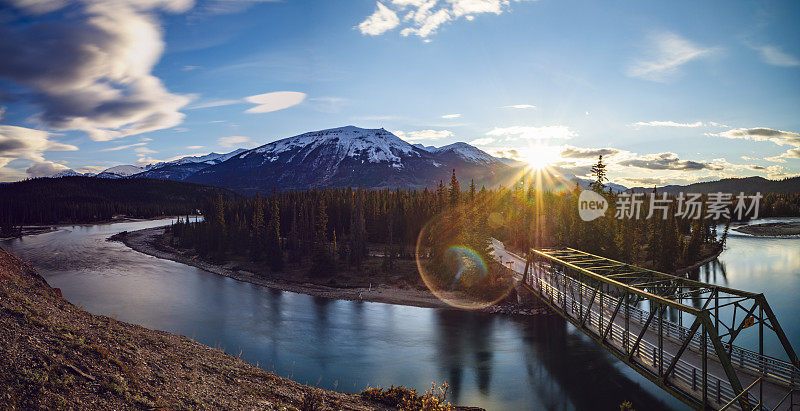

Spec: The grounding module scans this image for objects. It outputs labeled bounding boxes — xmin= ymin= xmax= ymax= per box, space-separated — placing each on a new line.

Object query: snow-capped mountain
xmin=96 ymin=165 xmax=145 ymax=179
xmin=134 ymin=148 xmax=248 ymax=180
xmin=186 ymin=126 xmax=515 ymax=194
xmin=147 ymin=148 xmax=248 ymax=169
xmin=431 ymin=142 xmax=499 ymax=165
xmin=51 ymin=169 xmax=83 ymax=177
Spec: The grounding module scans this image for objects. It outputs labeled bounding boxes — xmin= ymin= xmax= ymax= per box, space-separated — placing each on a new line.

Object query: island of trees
xmin=166 ymin=157 xmax=761 ymax=290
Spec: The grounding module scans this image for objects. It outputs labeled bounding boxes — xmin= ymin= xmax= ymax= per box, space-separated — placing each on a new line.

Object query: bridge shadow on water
xmin=432 ymin=310 xmax=677 ymax=410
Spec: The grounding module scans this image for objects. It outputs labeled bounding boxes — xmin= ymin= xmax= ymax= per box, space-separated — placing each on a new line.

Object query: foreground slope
xmin=0 ymin=246 xmax=385 ymax=410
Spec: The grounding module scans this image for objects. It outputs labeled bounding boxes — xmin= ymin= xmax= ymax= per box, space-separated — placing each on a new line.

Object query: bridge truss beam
xmin=521 ymin=247 xmax=800 ymax=410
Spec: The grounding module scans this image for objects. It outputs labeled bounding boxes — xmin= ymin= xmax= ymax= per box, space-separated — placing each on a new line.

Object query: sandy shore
xmin=112 ymin=226 xmax=549 ymax=316
xmin=733 ymin=221 xmax=800 ymax=237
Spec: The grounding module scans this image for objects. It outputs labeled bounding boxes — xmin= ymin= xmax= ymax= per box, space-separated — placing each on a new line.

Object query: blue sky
xmin=1 ymin=0 xmax=799 ymax=185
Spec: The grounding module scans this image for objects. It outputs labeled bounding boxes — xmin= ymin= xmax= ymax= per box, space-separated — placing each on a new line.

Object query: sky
xmin=0 ymin=0 xmax=799 ymax=186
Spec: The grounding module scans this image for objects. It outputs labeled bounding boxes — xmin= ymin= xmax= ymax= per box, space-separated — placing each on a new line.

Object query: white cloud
xmin=632 ymin=120 xmax=704 ymax=128
xmin=1 ymin=0 xmax=194 ymax=141
xmin=627 ymin=32 xmax=713 ymax=82
xmin=361 ymin=0 xmax=532 ymax=39
xmin=469 ymin=137 xmax=495 ymax=145
xmin=0 ymin=125 xmax=78 ymax=168
xmin=560 ymin=146 xmax=623 ymax=159
xmin=358 ymin=2 xmax=400 ymax=36
xmin=245 ymin=91 xmax=306 ymax=113
xmin=100 ymin=142 xmax=147 ymax=152
xmin=187 ymin=99 xmax=242 ymax=109
xmin=134 ymin=146 xmax=157 ymax=154
xmin=394 ymin=129 xmax=454 ymax=143
xmin=486 ymin=125 xmax=577 ymax=140
xmin=187 ymin=145 xmax=204 ymax=149
xmin=26 ymin=161 xmax=70 ymax=178
xmin=502 ymin=104 xmax=536 ymax=109
xmin=441 ymin=113 xmax=461 ymax=119
xmin=750 ymin=44 xmax=800 ymax=67
xmin=618 ymin=152 xmax=724 ymax=171
xmin=711 ymin=127 xmax=800 ymax=162
xmin=218 ymin=135 xmax=252 ymax=148
xmin=709 ymin=127 xmax=800 ymax=147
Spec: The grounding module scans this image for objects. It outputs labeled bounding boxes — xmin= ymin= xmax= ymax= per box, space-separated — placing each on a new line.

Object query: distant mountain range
xmin=627 ymin=176 xmax=800 ymax=194
xmin=185 ymin=126 xmax=519 ymax=194
xmin=48 ymin=126 xmax=536 ymax=194
xmin=40 ymin=125 xmax=796 ymax=196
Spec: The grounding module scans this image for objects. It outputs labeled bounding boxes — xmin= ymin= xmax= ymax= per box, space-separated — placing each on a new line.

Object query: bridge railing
xmin=531 ymin=264 xmax=765 ymax=409
xmin=501 ymin=246 xmax=800 ymax=387
xmin=615 ymin=290 xmax=800 ymax=387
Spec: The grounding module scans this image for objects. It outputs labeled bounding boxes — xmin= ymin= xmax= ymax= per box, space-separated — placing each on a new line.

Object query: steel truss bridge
xmin=492 ymin=241 xmax=799 ymax=410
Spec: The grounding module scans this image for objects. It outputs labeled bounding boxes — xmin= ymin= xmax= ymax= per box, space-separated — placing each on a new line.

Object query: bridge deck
xmin=491 ymin=239 xmax=799 ymax=410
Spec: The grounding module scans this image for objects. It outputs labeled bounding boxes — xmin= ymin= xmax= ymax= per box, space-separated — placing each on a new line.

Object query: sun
xmin=520 ymin=145 xmax=562 ymax=170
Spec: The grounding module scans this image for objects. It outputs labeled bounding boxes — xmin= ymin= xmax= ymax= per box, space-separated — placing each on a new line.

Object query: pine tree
xmin=265 ymin=199 xmax=284 ymax=271
xmin=469 ymin=179 xmax=476 ymax=202
xmin=590 ymin=155 xmax=608 ymax=193
xmin=349 ymin=191 xmax=367 ymax=269
xmin=310 ymin=198 xmax=334 ymax=276
xmin=250 ymin=195 xmax=265 ymax=260
xmin=449 ymin=169 xmax=460 ymax=206
xmin=287 ymin=206 xmax=302 ymax=263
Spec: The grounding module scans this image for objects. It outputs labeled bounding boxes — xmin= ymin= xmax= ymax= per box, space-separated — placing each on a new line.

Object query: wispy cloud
xmin=749 ymin=44 xmax=800 ymax=67
xmin=441 ymin=113 xmax=461 ymax=119
xmin=187 ymin=145 xmax=204 ymax=150
xmin=627 ymin=32 xmax=714 ymax=82
xmin=501 ymin=104 xmax=536 ymax=109
xmin=394 ymin=129 xmax=454 ymax=143
xmin=618 ymin=152 xmax=723 ymax=171
xmin=709 ymin=127 xmax=800 ymax=162
xmin=486 ymin=125 xmax=577 ymax=140
xmin=134 ymin=146 xmax=157 ymax=154
xmin=632 ymin=120 xmax=704 ymax=128
xmin=560 ymin=146 xmax=622 ymax=159
xmin=218 ymin=135 xmax=253 ymax=148
xmin=187 ymin=99 xmax=242 ymax=110
xmin=100 ymin=142 xmax=147 ymax=152
xmin=709 ymin=127 xmax=800 ymax=146
xmin=245 ymin=91 xmax=306 ymax=113
xmin=469 ymin=137 xmax=494 ymax=145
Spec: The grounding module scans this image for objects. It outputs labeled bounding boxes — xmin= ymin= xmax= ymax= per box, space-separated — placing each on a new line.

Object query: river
xmin=3 ymin=218 xmax=798 ymax=410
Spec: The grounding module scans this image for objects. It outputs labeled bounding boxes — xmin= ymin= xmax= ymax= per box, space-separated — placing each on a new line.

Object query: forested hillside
xmin=0 ymin=177 xmax=237 ymax=230
xmin=169 ymin=170 xmax=726 ymax=276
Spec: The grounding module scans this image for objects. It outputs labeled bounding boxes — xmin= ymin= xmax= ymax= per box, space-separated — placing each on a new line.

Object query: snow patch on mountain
xmin=51 ymin=169 xmax=83 ymax=177
xmin=148 ymin=148 xmax=248 ymax=169
xmin=432 ymin=142 xmax=497 ymax=164
xmin=248 ymin=126 xmax=419 ymax=165
xmin=96 ymin=165 xmax=145 ymax=178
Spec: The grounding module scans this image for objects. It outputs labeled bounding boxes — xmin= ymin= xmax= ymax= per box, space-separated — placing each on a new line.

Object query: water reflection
xmin=2 ymin=219 xmax=735 ymax=410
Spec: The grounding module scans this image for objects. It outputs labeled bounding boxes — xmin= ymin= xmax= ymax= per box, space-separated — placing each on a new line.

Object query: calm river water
xmin=3 ymin=218 xmax=798 ymax=410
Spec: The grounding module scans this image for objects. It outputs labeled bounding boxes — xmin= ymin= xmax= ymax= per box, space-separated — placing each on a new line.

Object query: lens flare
xmin=416 ymin=206 xmax=517 ymax=310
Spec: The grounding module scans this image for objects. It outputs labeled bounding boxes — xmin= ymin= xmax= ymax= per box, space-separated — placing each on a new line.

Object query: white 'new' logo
xmin=578 ymin=190 xmax=608 ymax=221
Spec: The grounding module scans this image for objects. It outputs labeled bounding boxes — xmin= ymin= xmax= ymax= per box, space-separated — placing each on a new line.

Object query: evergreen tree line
xmin=0 ymin=177 xmax=236 ymax=235
xmin=169 ymin=166 xmax=742 ymax=276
